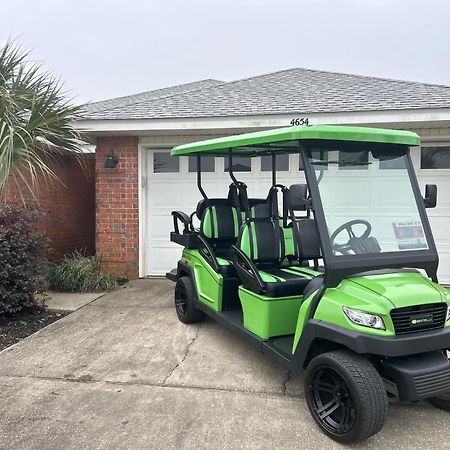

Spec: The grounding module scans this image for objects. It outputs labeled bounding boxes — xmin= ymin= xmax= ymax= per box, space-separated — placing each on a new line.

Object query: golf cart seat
xmin=232 ymin=216 xmax=312 ymax=298
xmin=196 ymin=193 xmax=243 ymax=276
xmin=284 ymin=184 xmax=322 ymax=267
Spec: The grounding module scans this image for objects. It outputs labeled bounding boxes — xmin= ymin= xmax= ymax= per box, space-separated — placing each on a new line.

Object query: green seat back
xmin=237 ymin=220 xmax=285 ymax=263
xmin=200 ymin=203 xmax=241 ymax=241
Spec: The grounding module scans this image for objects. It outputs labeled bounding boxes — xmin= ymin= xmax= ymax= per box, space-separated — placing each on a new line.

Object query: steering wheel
xmin=330 ymin=220 xmax=372 ymax=255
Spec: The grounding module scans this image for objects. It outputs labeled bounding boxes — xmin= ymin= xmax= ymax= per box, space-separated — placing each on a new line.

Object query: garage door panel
xmin=202 ymin=182 xmax=228 ymax=198
xmin=149 ymin=182 xmax=187 ymax=207
xmin=147 ymin=243 xmax=183 ymax=276
xmin=148 ymin=214 xmax=173 ymax=240
xmin=437 ymin=249 xmax=450 ymax=284
xmin=427 ymin=215 xmax=450 ymax=248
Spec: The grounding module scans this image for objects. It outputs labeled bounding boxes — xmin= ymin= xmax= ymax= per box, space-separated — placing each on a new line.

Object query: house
xmin=78 ymin=68 xmax=450 ymax=283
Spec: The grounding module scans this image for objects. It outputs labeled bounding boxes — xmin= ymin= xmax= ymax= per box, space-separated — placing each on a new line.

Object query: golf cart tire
xmin=174 ymin=276 xmax=205 ymax=324
xmin=427 ymin=392 xmax=450 ymax=411
xmin=305 ymin=350 xmax=388 ymax=444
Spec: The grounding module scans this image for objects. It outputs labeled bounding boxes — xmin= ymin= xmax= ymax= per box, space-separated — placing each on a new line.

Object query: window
xmin=153 ymin=152 xmax=179 ymax=173
xmin=300 ymin=149 xmax=328 ymax=171
xmin=188 ymin=155 xmax=215 ymax=172
xmin=339 ymin=150 xmax=369 ymax=170
xmin=225 ymin=157 xmax=251 ymax=172
xmin=421 ymin=146 xmax=450 ymax=169
xmin=261 ymin=154 xmax=289 ymax=171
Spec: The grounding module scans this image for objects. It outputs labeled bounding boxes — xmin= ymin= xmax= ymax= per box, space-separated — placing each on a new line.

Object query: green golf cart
xmin=166 ymin=125 xmax=450 ymax=444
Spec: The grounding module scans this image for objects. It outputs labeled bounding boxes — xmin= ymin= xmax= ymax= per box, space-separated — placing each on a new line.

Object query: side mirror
xmin=424 ymin=184 xmax=437 ymax=208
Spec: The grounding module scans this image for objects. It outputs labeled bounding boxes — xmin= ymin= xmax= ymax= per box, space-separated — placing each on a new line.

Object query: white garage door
xmin=142 ymin=149 xmax=304 ymax=275
xmin=142 ymin=146 xmax=450 ymax=284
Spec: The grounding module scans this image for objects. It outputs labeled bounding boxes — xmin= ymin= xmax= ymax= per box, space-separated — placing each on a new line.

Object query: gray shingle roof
xmin=82 ymin=79 xmax=224 ymax=115
xmin=81 ymin=68 xmax=450 ymax=120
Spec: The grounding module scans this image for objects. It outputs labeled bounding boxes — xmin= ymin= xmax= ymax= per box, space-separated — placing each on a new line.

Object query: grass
xmin=46 ymin=252 xmax=118 ymax=293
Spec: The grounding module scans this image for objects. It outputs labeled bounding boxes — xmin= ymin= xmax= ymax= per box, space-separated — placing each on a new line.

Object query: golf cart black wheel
xmin=305 ymin=350 xmax=388 ymax=444
xmin=427 ymin=392 xmax=450 ymax=411
xmin=174 ymin=276 xmax=205 ymax=324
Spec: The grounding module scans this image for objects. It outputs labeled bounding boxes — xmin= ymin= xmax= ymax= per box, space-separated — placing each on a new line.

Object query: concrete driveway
xmin=0 ymin=279 xmax=449 ymax=450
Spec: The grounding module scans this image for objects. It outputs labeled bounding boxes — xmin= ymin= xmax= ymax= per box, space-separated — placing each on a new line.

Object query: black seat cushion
xmin=235 ymin=216 xmax=316 ymax=297
xmin=260 ymin=268 xmax=311 ymax=297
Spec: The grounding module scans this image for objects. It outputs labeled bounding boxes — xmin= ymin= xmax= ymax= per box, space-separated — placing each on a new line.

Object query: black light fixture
xmin=104 ymin=152 xmax=119 ymax=169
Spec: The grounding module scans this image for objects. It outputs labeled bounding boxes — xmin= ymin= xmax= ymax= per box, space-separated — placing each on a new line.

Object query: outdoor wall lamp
xmin=104 ymin=152 xmax=119 ymax=169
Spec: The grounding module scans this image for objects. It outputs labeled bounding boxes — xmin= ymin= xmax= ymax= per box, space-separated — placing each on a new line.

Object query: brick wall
xmin=4 ymin=154 xmax=95 ymax=259
xmin=95 ymin=136 xmax=139 ymax=279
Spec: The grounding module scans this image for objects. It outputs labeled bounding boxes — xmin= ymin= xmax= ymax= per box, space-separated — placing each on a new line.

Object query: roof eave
xmin=75 ymin=107 xmax=450 ymax=136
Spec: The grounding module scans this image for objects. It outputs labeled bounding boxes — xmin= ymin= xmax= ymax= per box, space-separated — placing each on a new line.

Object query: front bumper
xmin=292 ymin=320 xmax=450 ymax=371
xmin=382 ymin=351 xmax=450 ymax=401
xmin=302 ymin=320 xmax=450 ymax=357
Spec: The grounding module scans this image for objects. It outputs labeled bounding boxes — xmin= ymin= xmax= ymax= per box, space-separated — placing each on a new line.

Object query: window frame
xmin=188 ymin=155 xmax=216 ymax=173
xmin=260 ymin=153 xmax=290 ymax=172
xmin=420 ymin=145 xmax=450 ymax=171
xmin=152 ymin=150 xmax=181 ymax=174
xmin=224 ymin=155 xmax=253 ymax=173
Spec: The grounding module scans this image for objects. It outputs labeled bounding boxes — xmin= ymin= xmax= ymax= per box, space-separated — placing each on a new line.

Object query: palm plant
xmin=0 ymin=39 xmax=86 ymax=200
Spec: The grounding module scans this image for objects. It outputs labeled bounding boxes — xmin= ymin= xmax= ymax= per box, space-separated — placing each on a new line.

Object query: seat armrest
xmin=172 ymin=211 xmax=193 ymax=234
xmin=231 ymin=245 xmax=265 ymax=294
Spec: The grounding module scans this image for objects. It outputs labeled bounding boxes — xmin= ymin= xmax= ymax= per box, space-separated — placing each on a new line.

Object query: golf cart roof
xmin=171 ymin=125 xmax=420 ymax=156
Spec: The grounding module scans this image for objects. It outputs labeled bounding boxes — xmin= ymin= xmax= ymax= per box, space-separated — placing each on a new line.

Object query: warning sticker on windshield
xmin=393 ymin=221 xmax=428 ymax=250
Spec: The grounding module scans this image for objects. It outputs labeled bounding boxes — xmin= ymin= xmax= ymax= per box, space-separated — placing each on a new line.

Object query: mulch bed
xmin=0 ymin=308 xmax=68 ymax=352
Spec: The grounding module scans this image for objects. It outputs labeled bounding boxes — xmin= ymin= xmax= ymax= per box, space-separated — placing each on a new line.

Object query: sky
xmin=2 ymin=0 xmax=450 ymax=105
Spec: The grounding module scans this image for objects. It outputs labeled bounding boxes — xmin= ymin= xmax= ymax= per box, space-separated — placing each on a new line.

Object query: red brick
xmin=4 ymin=154 xmax=95 ymax=259
xmin=95 ymin=136 xmax=139 ymax=279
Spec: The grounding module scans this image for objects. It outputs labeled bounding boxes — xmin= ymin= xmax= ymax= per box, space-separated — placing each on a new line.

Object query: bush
xmin=46 ymin=252 xmax=118 ymax=293
xmin=0 ymin=206 xmax=48 ymax=315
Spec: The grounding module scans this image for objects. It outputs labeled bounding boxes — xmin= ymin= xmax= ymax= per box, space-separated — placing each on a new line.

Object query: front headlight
xmin=446 ymin=306 xmax=450 ymax=322
xmin=343 ymin=306 xmax=385 ymax=330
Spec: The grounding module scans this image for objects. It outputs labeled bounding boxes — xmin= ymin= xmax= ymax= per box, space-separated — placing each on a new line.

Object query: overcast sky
xmin=2 ymin=0 xmax=450 ymax=104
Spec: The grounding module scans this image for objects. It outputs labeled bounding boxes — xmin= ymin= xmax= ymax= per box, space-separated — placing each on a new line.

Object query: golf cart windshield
xmin=305 ymin=141 xmax=429 ymax=257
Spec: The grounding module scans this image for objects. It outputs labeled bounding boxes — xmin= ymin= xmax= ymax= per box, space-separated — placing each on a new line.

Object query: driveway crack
xmin=282 ymin=370 xmax=291 ymax=395
xmin=163 ymin=325 xmax=200 ymax=385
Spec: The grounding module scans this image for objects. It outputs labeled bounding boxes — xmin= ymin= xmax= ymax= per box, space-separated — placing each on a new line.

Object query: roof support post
xmin=228 ymin=148 xmax=239 ymax=185
xmin=272 ymin=152 xmax=277 ymax=187
xmin=197 ymin=154 xmax=207 ymax=199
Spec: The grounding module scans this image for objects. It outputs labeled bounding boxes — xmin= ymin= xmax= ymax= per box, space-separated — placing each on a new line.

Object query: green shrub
xmin=0 ymin=206 xmax=48 ymax=315
xmin=46 ymin=252 xmax=118 ymax=293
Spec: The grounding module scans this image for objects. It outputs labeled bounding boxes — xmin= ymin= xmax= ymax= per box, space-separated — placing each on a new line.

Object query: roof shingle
xmin=81 ymin=68 xmax=450 ymax=120
xmin=82 ymin=79 xmax=224 ymax=115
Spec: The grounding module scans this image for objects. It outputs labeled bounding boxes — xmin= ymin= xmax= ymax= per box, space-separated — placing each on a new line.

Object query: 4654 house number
xmin=290 ymin=118 xmax=309 ymax=126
